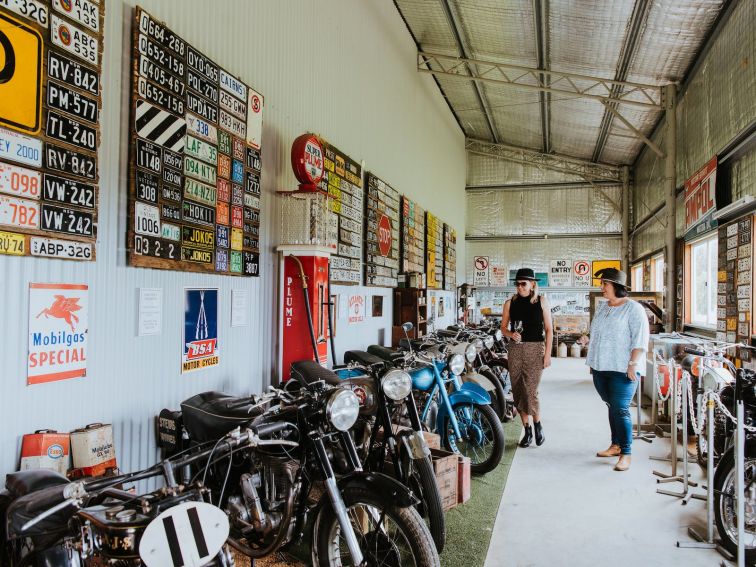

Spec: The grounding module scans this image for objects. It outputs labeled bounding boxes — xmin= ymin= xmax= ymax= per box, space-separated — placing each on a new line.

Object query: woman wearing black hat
xmin=587 ymin=268 xmax=650 ymax=472
xmin=501 ymin=268 xmax=553 ymax=448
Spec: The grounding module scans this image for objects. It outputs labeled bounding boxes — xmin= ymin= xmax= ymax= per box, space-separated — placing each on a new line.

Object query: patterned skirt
xmin=508 ymin=341 xmax=545 ymax=417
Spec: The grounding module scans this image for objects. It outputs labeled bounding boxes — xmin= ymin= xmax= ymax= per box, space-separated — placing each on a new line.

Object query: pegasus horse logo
xmin=37 ymin=295 xmax=82 ymax=332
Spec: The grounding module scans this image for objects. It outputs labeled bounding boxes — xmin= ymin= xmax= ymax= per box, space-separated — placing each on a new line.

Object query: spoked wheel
xmin=480 ymin=369 xmax=507 ymax=421
xmin=490 ymin=365 xmax=516 ymax=422
xmin=400 ymin=449 xmax=446 ymax=553
xmin=713 ymin=446 xmax=756 ymax=563
xmin=315 ymin=486 xmax=440 ymax=567
xmin=442 ymin=402 xmax=504 ymax=474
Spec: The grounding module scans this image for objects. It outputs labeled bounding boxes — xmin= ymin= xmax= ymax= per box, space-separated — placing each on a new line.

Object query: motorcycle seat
xmin=437 ymin=329 xmax=458 ymax=339
xmin=5 ymin=469 xmax=69 ymax=499
xmin=367 ymin=345 xmax=405 ymax=364
xmin=7 ymin=482 xmax=74 ymax=537
xmin=399 ymin=338 xmax=435 ymax=351
xmin=343 ymin=350 xmax=387 ymax=372
xmin=290 ymin=360 xmax=342 ymax=387
xmin=181 ymin=391 xmax=266 ymax=442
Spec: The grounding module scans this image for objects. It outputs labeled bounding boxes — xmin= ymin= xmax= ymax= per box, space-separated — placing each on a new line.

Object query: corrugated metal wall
xmin=0 ymin=0 xmax=465 ymax=476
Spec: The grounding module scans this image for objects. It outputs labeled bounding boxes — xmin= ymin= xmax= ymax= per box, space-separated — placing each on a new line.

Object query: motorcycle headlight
xmin=449 ymin=353 xmax=465 ymax=375
xmin=495 ymin=329 xmax=503 ymax=342
xmin=472 ymin=338 xmax=484 ymax=353
xmin=465 ymin=344 xmax=477 ymax=362
xmin=484 ymin=336 xmax=494 ymax=349
xmin=382 ymin=369 xmax=412 ymax=400
xmin=326 ymin=389 xmax=360 ymax=431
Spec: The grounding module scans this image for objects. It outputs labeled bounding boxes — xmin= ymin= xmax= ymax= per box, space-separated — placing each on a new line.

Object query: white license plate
xmin=0 ymin=128 xmax=42 ymax=167
xmin=0 ymin=0 xmax=48 ymax=26
xmin=184 ymin=156 xmax=216 ymax=185
xmin=219 ymin=110 xmax=246 ymax=139
xmin=51 ymin=14 xmax=98 ymax=65
xmin=185 ymin=136 xmax=217 ymax=165
xmin=135 ymin=202 xmax=160 ymax=236
xmin=161 ymin=223 xmax=180 ymax=241
xmin=30 ymin=236 xmax=92 ymax=259
xmin=219 ymin=69 xmax=247 ymax=102
xmin=52 ymin=0 xmax=99 ymax=32
xmin=219 ymin=89 xmax=246 ymax=120
xmin=0 ymin=162 xmax=41 ymax=200
xmin=186 ymin=113 xmax=217 ymax=145
xmin=244 ymin=194 xmax=260 ymax=209
xmin=0 ymin=195 xmax=39 ymax=229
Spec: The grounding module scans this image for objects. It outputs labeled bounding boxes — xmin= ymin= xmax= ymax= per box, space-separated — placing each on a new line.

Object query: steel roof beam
xmin=534 ymin=0 xmax=551 ymax=154
xmin=466 ymin=180 xmax=620 ymax=191
xmin=417 ymin=51 xmax=664 ymax=110
xmin=466 ymin=232 xmax=622 ymax=241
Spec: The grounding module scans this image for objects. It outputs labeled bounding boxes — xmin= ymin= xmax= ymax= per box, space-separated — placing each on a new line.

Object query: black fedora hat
xmin=595 ymin=267 xmax=630 ymax=289
xmin=513 ymin=268 xmax=537 ymax=282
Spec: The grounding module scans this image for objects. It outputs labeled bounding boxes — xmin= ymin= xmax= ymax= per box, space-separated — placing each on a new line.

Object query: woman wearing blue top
xmin=587 ymin=268 xmax=650 ymax=472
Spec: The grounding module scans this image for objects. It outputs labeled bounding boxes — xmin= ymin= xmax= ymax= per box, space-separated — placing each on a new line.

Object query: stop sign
xmin=378 ymin=214 xmax=392 ymax=256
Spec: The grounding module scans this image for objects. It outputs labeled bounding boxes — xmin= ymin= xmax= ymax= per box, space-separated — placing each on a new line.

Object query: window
xmin=688 ymin=234 xmax=718 ymax=327
xmin=651 ymin=254 xmax=665 ymax=292
xmin=631 ymin=263 xmax=644 ymax=291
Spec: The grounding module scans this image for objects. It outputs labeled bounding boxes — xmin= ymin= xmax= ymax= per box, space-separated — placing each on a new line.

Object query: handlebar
xmin=684 ymin=347 xmax=706 ymax=356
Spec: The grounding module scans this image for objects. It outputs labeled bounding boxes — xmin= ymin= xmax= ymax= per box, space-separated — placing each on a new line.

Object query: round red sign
xmin=291 ymin=134 xmax=324 ymax=187
xmin=378 ymin=214 xmax=392 ymax=256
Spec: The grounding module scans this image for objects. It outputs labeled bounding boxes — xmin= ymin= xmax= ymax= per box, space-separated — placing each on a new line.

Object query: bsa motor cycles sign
xmin=182 ymin=288 xmax=219 ymax=373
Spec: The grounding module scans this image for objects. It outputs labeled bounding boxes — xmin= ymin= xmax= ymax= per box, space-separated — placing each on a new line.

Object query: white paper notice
xmin=138 ymin=288 xmax=162 ymax=336
xmin=231 ymin=289 xmax=249 ymax=327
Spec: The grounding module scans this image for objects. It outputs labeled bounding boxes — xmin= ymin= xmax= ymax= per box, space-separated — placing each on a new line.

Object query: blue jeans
xmin=592 ymin=370 xmax=638 ymax=455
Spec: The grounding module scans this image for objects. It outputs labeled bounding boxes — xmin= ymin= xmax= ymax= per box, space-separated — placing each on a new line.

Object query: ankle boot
xmin=614 ymin=455 xmax=631 ymax=471
xmin=597 ymin=444 xmax=621 ymax=457
xmin=534 ymin=421 xmax=545 ymax=446
xmin=519 ymin=425 xmax=532 ymax=448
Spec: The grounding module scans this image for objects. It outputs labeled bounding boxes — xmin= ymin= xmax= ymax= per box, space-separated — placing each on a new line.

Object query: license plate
xmin=52 ymin=0 xmax=99 ymax=32
xmin=40 ymin=203 xmax=93 ymax=235
xmin=244 ymin=207 xmax=259 ymax=223
xmin=43 ymin=173 xmax=95 ymax=208
xmin=182 ymin=201 xmax=215 ymax=226
xmin=182 ymin=245 xmax=213 ymax=264
xmin=135 ymin=201 xmax=160 ymax=236
xmin=232 ymin=138 xmax=245 ymax=161
xmin=161 ymin=222 xmax=180 ymax=241
xmin=184 ymin=155 xmax=216 ymax=185
xmin=216 ymin=225 xmax=229 ymax=248
xmin=243 ymin=222 xmax=257 ymax=236
xmin=136 ymin=139 xmax=162 ymax=173
xmin=231 ymin=228 xmax=242 ymax=250
xmin=244 ymin=236 xmax=259 ymax=250
xmin=0 ymin=127 xmax=42 ymax=167
xmin=138 ymin=56 xmax=185 ymax=97
xmin=48 ymin=51 xmax=99 ymax=95
xmin=231 ymin=184 xmax=243 ymax=206
xmin=137 ymin=77 xmax=184 ymax=115
xmin=137 ymin=33 xmax=184 ymax=77
xmin=161 ymin=203 xmax=180 ymax=221
xmin=217 ymin=154 xmax=231 ymax=179
xmin=187 ymin=69 xmax=218 ymax=104
xmin=216 ymin=202 xmax=229 ymax=225
xmin=186 ymin=92 xmax=218 ymax=124
xmin=231 ymin=206 xmax=243 ymax=228
xmin=244 ymin=194 xmax=259 ymax=209
xmin=230 ymin=250 xmax=242 ymax=272
xmin=45 ymin=143 xmax=96 ymax=179
xmin=0 ymin=162 xmax=41 ymax=199
xmin=219 ymin=69 xmax=247 ymax=102
xmin=186 ymin=113 xmax=217 ymax=144
xmin=134 ymin=234 xmax=178 ymax=259
xmin=46 ymin=111 xmax=97 ymax=151
xmin=217 ymin=178 xmax=230 ymax=202
xmin=215 ymin=248 xmax=228 ymax=271
xmin=182 ymin=225 xmax=214 ymax=249
xmin=185 ymin=136 xmax=217 ymax=164
xmin=218 ymin=130 xmax=231 ymax=155
xmin=219 ymin=110 xmax=246 ymax=138
xmin=187 ymin=46 xmax=219 ymax=82
xmin=163 ymin=167 xmax=182 ymax=188
xmin=246 ymin=171 xmax=260 ymax=194
xmin=0 ymin=230 xmax=25 ymax=255
xmin=0 ymin=195 xmax=39 ymax=229
xmin=243 ymin=252 xmax=259 ymax=276
xmin=231 ymin=159 xmax=244 ymax=184
xmin=138 ymin=9 xmax=186 ymax=56
xmin=30 ymin=236 xmax=92 ymax=259
xmin=51 ymin=14 xmax=98 ymax=65
xmin=246 ymin=147 xmax=261 ymax=171
xmin=47 ymin=81 xmax=98 ymax=124
xmin=184 ymin=177 xmax=216 ymax=206
xmin=0 ymin=0 xmax=48 ymax=27
xmin=220 ymin=89 xmax=246 ymax=121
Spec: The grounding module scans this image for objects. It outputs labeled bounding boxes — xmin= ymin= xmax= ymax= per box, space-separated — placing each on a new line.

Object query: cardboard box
xmin=430 ymin=448 xmax=458 ymax=511
xmin=422 ymin=431 xmax=441 ymax=450
xmin=457 ymin=455 xmax=471 ymax=504
xmin=19 ymin=430 xmax=70 ymax=475
xmin=70 ymin=423 xmax=117 ymax=477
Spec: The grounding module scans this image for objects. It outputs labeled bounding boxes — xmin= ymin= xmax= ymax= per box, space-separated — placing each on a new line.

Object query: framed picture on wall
xmin=372 ymin=295 xmax=383 ymax=317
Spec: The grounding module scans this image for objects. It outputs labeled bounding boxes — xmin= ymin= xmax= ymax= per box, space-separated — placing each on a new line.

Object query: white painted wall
xmin=0 ymin=0 xmax=465 ymax=476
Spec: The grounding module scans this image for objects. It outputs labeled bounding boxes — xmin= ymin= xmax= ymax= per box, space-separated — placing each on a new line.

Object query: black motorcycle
xmin=159 ymin=360 xmax=440 ymax=567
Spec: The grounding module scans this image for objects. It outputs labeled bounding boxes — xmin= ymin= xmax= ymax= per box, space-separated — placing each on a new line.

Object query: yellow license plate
xmin=0 ymin=230 xmax=25 ymax=255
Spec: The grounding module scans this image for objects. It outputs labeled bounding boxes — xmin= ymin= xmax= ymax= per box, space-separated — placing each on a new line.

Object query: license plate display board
xmin=127 ymin=7 xmax=263 ymax=276
xmin=425 ymin=211 xmax=443 ymax=289
xmin=316 ymin=138 xmax=363 ymax=285
xmin=400 ymin=196 xmax=425 ymax=275
xmin=363 ymin=172 xmax=399 ymax=287
xmin=0 ymin=2 xmax=104 ymax=260
xmin=443 ymin=223 xmax=457 ymax=291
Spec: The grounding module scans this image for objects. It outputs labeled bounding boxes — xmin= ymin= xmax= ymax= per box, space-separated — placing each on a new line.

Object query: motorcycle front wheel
xmin=442 ymin=402 xmax=505 ymax=474
xmin=479 ymin=369 xmax=507 ymax=422
xmin=713 ymin=444 xmax=756 ymax=563
xmin=315 ymin=486 xmax=440 ymax=567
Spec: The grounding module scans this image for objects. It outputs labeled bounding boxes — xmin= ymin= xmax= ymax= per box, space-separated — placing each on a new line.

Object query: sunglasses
xmin=515 ymin=281 xmax=530 ymax=287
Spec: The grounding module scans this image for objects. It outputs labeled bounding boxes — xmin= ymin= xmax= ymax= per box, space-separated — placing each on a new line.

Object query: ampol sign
xmin=684 ymin=156 xmax=717 ymax=240
xmin=27 ymin=283 xmax=88 ymax=385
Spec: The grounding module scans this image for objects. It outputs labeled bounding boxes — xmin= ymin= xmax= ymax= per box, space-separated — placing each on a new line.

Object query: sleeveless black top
xmin=509 ymin=296 xmax=545 ymax=342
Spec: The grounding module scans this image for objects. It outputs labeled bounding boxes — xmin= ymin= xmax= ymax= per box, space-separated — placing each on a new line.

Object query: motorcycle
xmin=330 ymin=350 xmax=446 ymax=553
xmin=158 ymin=360 xmax=440 ymax=567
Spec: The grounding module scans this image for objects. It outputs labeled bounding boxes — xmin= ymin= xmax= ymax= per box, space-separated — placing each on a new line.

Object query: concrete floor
xmin=485 ymin=357 xmax=725 ymax=567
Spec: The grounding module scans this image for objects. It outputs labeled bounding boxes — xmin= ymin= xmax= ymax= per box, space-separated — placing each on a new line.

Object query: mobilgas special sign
xmin=182 ymin=288 xmax=219 ymax=373
xmin=27 ymin=282 xmax=88 ymax=385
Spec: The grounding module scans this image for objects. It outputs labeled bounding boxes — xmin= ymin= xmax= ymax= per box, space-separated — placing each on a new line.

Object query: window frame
xmin=684 ymin=233 xmax=718 ymax=329
xmin=631 ymin=263 xmax=644 ymax=291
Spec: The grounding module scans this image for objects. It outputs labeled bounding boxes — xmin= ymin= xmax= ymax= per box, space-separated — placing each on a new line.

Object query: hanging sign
xmin=27 ymin=282 xmax=88 ymax=385
xmin=182 ymin=288 xmax=219 ymax=373
xmin=0 ymin=11 xmax=43 ymax=133
xmin=549 ymin=259 xmax=572 ymax=287
xmin=591 ymin=260 xmax=621 ymax=287
xmin=573 ymin=260 xmax=591 ymax=287
xmin=490 ymin=264 xmax=508 ymax=287
xmin=473 ymin=256 xmax=489 ymax=286
xmin=684 ymin=156 xmax=717 ymax=240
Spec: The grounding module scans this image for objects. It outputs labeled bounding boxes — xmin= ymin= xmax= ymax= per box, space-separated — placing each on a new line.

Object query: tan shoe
xmin=614 ymin=455 xmax=631 ymax=471
xmin=597 ymin=444 xmax=621 ymax=457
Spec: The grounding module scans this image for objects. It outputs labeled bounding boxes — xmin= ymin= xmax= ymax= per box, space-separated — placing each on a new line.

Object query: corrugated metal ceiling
xmin=395 ymin=0 xmax=726 ymax=166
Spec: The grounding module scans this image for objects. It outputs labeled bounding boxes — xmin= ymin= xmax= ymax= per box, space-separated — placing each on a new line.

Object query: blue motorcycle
xmin=368 ymin=324 xmax=505 ymax=474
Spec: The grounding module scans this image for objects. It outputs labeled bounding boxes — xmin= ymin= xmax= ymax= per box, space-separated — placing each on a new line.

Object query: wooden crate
xmin=430 ymin=448 xmax=458 ymax=511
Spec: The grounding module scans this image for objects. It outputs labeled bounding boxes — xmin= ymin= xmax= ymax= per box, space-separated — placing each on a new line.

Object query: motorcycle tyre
xmin=713 ymin=442 xmax=756 ymax=564
xmin=401 ymin=450 xmax=446 ymax=553
xmin=315 ymin=485 xmax=440 ymax=567
xmin=480 ymin=369 xmax=507 ymax=422
xmin=442 ymin=403 xmax=505 ymax=475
